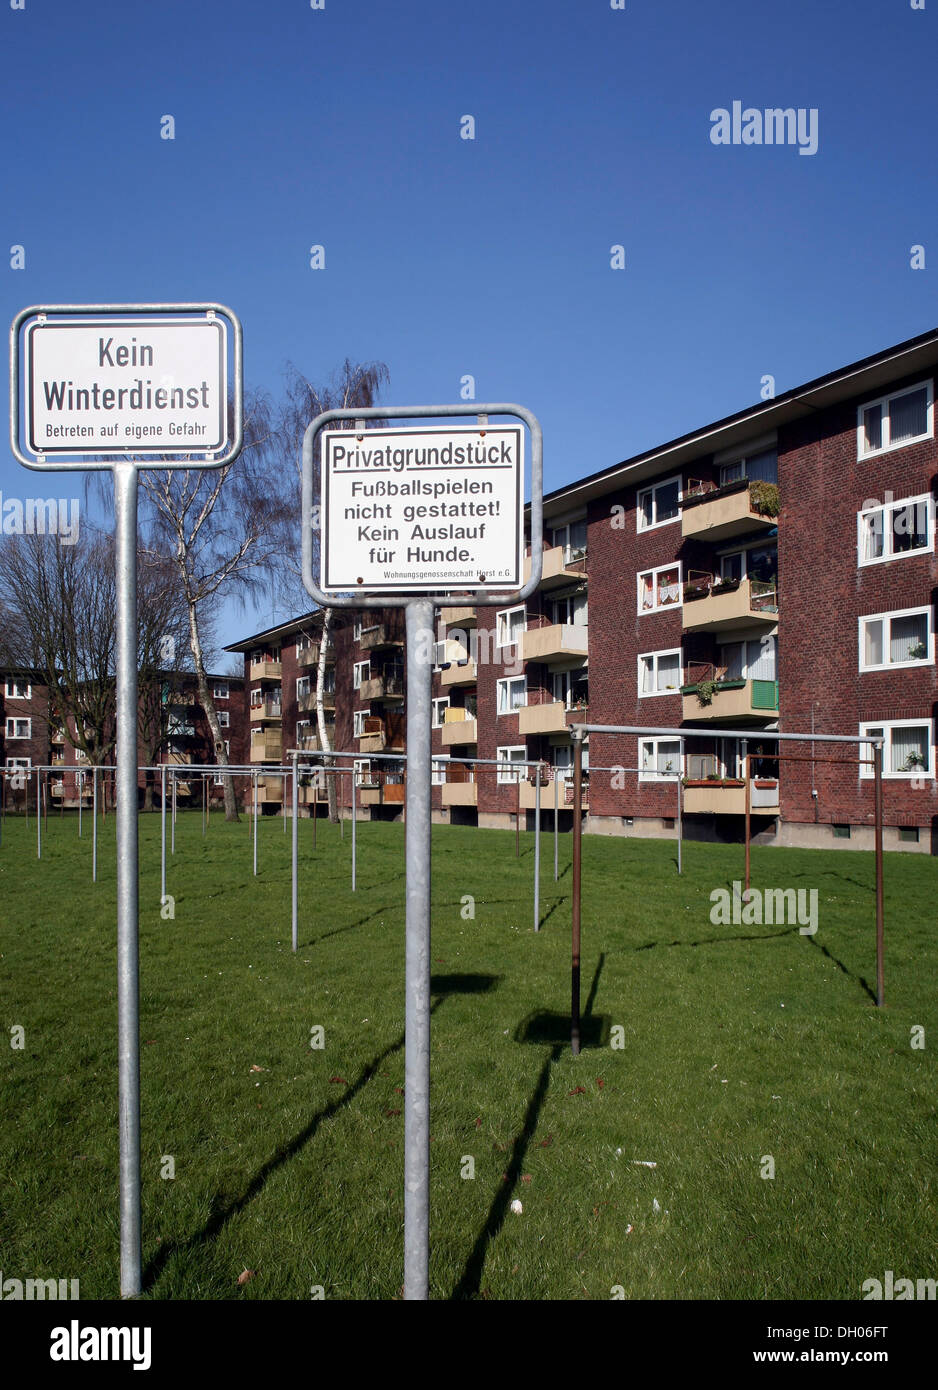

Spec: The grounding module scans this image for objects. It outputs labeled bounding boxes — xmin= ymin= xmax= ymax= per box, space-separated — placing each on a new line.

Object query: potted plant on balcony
xmin=901 ymin=751 xmax=925 ymax=772
xmin=907 ymin=641 xmax=927 ymax=661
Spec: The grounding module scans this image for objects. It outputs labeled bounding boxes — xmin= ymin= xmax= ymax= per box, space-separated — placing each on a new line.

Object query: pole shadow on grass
xmin=142 ymin=972 xmax=500 ymax=1294
xmin=303 ymin=904 xmax=392 ymax=948
xmin=451 ymin=955 xmax=609 ymax=1301
xmin=805 ymin=934 xmax=877 ymax=1003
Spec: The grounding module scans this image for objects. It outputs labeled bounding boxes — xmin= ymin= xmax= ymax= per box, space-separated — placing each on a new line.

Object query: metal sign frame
xmin=10 ymin=302 xmax=242 ymax=1302
xmin=301 ymin=403 xmax=542 ymax=1302
xmin=10 ymin=302 xmax=242 ymax=469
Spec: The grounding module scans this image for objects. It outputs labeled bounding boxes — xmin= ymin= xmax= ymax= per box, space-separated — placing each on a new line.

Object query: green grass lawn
xmin=0 ymin=810 xmax=934 ymax=1300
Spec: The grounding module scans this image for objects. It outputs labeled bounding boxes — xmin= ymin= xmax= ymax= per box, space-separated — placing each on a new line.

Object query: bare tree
xmin=277 ymin=359 xmax=390 ymax=820
xmin=137 ymin=389 xmax=289 ymax=821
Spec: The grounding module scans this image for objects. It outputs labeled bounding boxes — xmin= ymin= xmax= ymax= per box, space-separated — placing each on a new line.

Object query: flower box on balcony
xmin=681 ymin=777 xmax=744 ymax=788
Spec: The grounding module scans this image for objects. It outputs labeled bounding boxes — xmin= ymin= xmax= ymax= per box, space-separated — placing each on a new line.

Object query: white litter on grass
xmin=653 ymin=1198 xmax=661 ymax=1212
xmin=772 ymin=1094 xmax=781 ymax=1100
xmin=631 ymin=1161 xmax=657 ymax=1168
xmin=511 ymin=1199 xmax=523 ymax=1215
xmin=625 ymin=1224 xmax=633 ymax=1234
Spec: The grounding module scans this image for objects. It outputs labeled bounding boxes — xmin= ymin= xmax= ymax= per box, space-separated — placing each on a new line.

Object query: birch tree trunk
xmin=315 ymin=606 xmax=338 ymax=822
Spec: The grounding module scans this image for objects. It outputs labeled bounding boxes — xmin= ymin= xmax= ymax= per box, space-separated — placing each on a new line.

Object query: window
xmin=212 ymin=682 xmax=229 ymax=699
xmin=5 ymin=718 xmax=31 ymax=739
xmin=639 ymin=738 xmax=681 ymax=780
xmin=4 ymin=680 xmax=31 ymax=699
xmin=496 ymin=606 xmax=526 ymax=651
xmin=637 ymin=475 xmax=681 ymax=531
xmin=497 ymin=676 xmax=526 ymax=714
xmin=898 ymin=826 xmax=919 ymax=843
xmin=218 ymin=710 xmax=230 ymax=728
xmin=353 ymin=661 xmax=369 ymax=689
xmin=5 ymin=756 xmax=30 ymax=780
xmin=550 ymin=590 xmax=588 ymax=626
xmin=719 ymin=637 xmax=776 ymax=681
xmin=297 ymin=675 xmax=311 ymax=699
xmin=353 ymin=620 xmax=363 ymax=641
xmin=431 ymin=761 xmax=447 ymax=786
xmin=250 ymin=687 xmax=263 ymax=708
xmin=857 ymin=493 xmax=933 ymax=565
xmin=213 ymin=741 xmax=230 ymax=784
xmin=858 ymin=380 xmax=933 ymax=459
xmin=296 ymin=719 xmax=311 ymax=741
xmin=353 ymin=710 xmax=367 ymax=737
xmin=553 ymin=667 xmax=589 ymax=708
xmin=860 ymin=721 xmax=933 ymax=779
xmin=432 ymin=641 xmax=447 ymax=669
xmin=718 ymin=449 xmax=777 ymax=487
xmin=432 ymin=698 xmax=450 ymax=728
xmin=638 ymin=649 xmax=682 ymax=696
xmin=354 ymin=759 xmax=371 ymax=786
xmin=497 ymin=746 xmax=527 ymax=784
xmin=550 ymin=518 xmax=587 ymax=562
xmin=553 ymin=743 xmax=589 ymax=781
xmin=832 ymin=823 xmax=851 ymax=839
xmin=859 ymin=608 xmax=932 ymax=671
xmin=638 ymin=563 xmax=681 ymax=613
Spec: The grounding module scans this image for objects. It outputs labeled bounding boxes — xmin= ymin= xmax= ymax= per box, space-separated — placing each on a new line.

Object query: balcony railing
xmin=296 ymin=641 xmax=334 ymax=667
xmin=681 ymin=575 xmax=778 ymax=631
xmin=250 ymin=696 xmax=282 ymax=720
xmin=681 ymin=478 xmax=779 ymax=541
xmin=249 ymin=658 xmax=282 ymax=681
xmin=360 ymin=622 xmax=404 ymax=651
xmin=523 ymin=543 xmax=588 ymax=589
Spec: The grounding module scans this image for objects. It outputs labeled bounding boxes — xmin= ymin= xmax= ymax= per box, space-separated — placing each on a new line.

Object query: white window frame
xmin=354 ymin=758 xmax=371 ymax=786
xmin=212 ymin=682 xmax=229 ymax=700
xmin=496 ymin=605 xmax=526 ymax=651
xmin=353 ymin=620 xmax=363 ymax=642
xmin=860 ymin=721 xmax=934 ymax=780
xmin=5 ymin=756 xmax=31 ymax=776
xmin=217 ymin=710 xmax=230 ymax=727
xmin=432 ymin=641 xmax=447 ymax=670
xmin=639 ymin=737 xmax=682 ymax=781
xmin=213 ymin=741 xmax=230 ymax=784
xmin=353 ymin=660 xmax=369 ymax=689
xmin=497 ymin=745 xmax=527 ymax=784
xmin=4 ymin=680 xmax=31 ymax=699
xmin=5 ymin=717 xmax=31 ymax=740
xmin=296 ymin=718 xmax=311 ymax=740
xmin=250 ymin=687 xmax=263 ymax=708
xmin=858 ymin=606 xmax=933 ymax=672
xmin=550 ymin=590 xmax=588 ymax=627
xmin=353 ymin=710 xmax=368 ymax=737
xmin=638 ymin=648 xmax=683 ymax=697
xmin=296 ymin=674 xmax=311 ymax=699
xmin=549 ymin=517 xmax=588 ymax=562
xmin=856 ymin=493 xmax=935 ymax=567
xmin=857 ymin=379 xmax=933 ymax=460
xmin=636 ymin=474 xmax=682 ymax=532
xmin=432 ymin=697 xmax=450 ymax=728
xmin=637 ymin=563 xmax=682 ymax=614
xmin=496 ymin=676 xmax=526 ymax=715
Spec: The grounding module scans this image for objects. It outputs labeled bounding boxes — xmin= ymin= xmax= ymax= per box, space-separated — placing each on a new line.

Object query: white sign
xmin=320 ymin=425 xmax=524 ymax=593
xmin=24 ymin=316 xmax=227 ymax=457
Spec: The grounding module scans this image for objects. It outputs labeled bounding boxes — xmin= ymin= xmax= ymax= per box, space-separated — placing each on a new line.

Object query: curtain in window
xmin=890 ymin=726 xmax=928 ymax=773
xmin=863 ymin=404 xmax=883 ymax=452
xmin=860 ymin=510 xmax=884 ymax=561
xmin=721 ymin=643 xmax=744 ymax=680
xmin=864 ymin=620 xmax=884 ymax=667
xmin=657 ymin=742 xmax=680 ymax=776
xmin=657 ymin=653 xmax=680 ymax=690
xmin=891 ymin=502 xmax=928 ymax=554
xmin=656 ymin=480 xmax=680 ymax=521
xmin=745 ymin=450 xmax=778 ymax=483
xmin=746 ymin=638 xmax=776 ymax=680
xmin=658 ymin=572 xmax=679 ymax=604
xmin=890 ymin=613 xmax=927 ymax=662
xmin=889 ymin=388 xmax=927 ymax=443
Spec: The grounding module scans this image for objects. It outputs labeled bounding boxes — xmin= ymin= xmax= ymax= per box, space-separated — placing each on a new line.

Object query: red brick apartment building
xmin=1 ymin=667 xmax=246 ymax=809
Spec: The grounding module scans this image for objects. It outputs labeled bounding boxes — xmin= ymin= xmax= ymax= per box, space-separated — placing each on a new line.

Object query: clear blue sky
xmin=2 ymin=0 xmax=935 ymax=657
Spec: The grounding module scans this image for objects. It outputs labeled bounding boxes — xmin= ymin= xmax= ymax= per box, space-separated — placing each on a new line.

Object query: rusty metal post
xmin=571 ymin=733 xmax=583 ymax=1056
xmin=874 ymin=747 xmax=884 ymax=1008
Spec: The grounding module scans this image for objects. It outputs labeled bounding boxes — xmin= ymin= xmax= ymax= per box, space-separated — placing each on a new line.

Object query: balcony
xmin=358 ymin=716 xmax=405 ymax=754
xmin=296 ymin=733 xmax=321 ymax=753
xmin=681 ymin=576 xmax=778 ymax=633
xmin=249 ymin=658 xmax=282 ymax=682
xmin=517 ymin=691 xmax=588 ymax=736
xmin=521 ymin=622 xmax=589 ymax=664
xmin=256 ymin=775 xmax=284 ymax=804
xmin=440 ymin=707 xmax=478 ymax=746
xmin=296 ymin=641 xmax=334 ymax=667
xmin=523 ymin=543 xmax=588 ymax=590
xmin=166 ymin=720 xmax=197 ymax=738
xmin=249 ymin=695 xmax=282 ymax=721
xmin=440 ymin=606 xmax=477 ymax=627
xmin=441 ymin=769 xmax=477 ymax=807
xmin=681 ymin=674 xmax=779 ymax=723
xmin=360 ymin=623 xmax=403 ymax=652
xmin=440 ymin=657 xmax=477 ymax=688
xmin=297 ymin=689 xmax=335 ymax=713
xmin=361 ymin=669 xmax=405 ymax=702
xmin=250 ymin=729 xmax=282 ymax=762
xmin=682 ymin=777 xmax=779 ymax=815
xmin=358 ymin=776 xmax=405 ymax=807
xmin=681 ymin=479 xmax=779 ymax=542
xmin=51 ymin=728 xmax=66 ymax=745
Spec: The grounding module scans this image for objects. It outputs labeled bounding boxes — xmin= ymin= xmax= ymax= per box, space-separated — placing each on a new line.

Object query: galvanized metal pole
xmin=744 ymin=753 xmax=751 ymax=896
xmin=351 ymin=770 xmax=357 ymax=892
xmin=677 ymin=737 xmax=683 ymax=876
xmin=160 ymin=764 xmax=166 ymax=906
xmin=171 ymin=773 xmax=176 ymax=856
xmin=36 ymin=770 xmax=41 ymax=859
xmin=403 ymin=600 xmax=433 ymax=1301
xmin=554 ymin=770 xmax=559 ymax=882
xmin=571 ymin=734 xmax=583 ymax=1056
xmin=114 ymin=462 xmax=141 ymax=1299
xmin=292 ymin=753 xmax=299 ymax=953
xmin=78 ymin=773 xmax=83 ymax=838
xmin=312 ymin=778 xmax=318 ymax=849
xmin=516 ymin=772 xmax=520 ymax=858
xmin=92 ymin=767 xmax=98 ymax=883
xmin=252 ymin=772 xmax=258 ymax=877
xmin=874 ymin=749 xmax=884 ymax=1008
xmin=202 ymin=775 xmax=207 ymax=837
xmin=534 ymin=772 xmax=541 ymax=932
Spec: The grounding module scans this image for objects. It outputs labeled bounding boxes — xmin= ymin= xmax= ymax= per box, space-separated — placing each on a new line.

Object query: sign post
xmin=303 ymin=403 xmax=542 ymax=1299
xmin=11 ymin=302 xmax=242 ymax=1299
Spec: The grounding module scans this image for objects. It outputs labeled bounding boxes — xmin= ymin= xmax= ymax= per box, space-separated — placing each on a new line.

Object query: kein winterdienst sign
xmin=320 ymin=425 xmax=524 ymax=593
xmin=21 ymin=315 xmax=227 ymax=459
